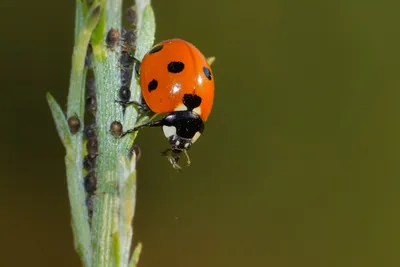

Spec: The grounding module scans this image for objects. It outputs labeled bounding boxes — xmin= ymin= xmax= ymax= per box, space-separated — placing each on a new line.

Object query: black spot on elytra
xmin=203 ymin=67 xmax=212 ymax=80
xmin=183 ymin=94 xmax=202 ymax=110
xmin=148 ymin=79 xmax=158 ymax=92
xmin=149 ymin=45 xmax=163 ymax=54
xmin=168 ymin=61 xmax=185 ymax=73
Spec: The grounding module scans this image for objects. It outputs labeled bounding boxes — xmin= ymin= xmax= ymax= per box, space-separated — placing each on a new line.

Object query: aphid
xmin=121 ymin=68 xmax=132 ymax=86
xmin=85 ymin=121 xmax=97 ymax=139
xmin=106 ymin=28 xmax=120 ymax=50
xmin=86 ymin=97 xmax=97 ymax=115
xmin=83 ymin=155 xmax=96 ymax=171
xmin=86 ymin=195 xmax=94 ymax=220
xmin=119 ymin=85 xmax=131 ymax=102
xmin=86 ymin=138 xmax=98 ymax=158
xmin=121 ymin=27 xmax=136 ymax=49
xmin=85 ymin=78 xmax=97 ymax=115
xmin=120 ymin=51 xmax=135 ymax=68
xmin=110 ymin=121 xmax=123 ymax=137
xmin=125 ymin=7 xmax=137 ymax=25
xmin=84 ymin=172 xmax=97 ymax=195
xmin=67 ymin=115 xmax=81 ymax=134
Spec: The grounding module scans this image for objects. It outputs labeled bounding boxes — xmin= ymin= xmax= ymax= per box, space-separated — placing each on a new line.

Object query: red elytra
xmin=140 ymin=39 xmax=214 ymax=121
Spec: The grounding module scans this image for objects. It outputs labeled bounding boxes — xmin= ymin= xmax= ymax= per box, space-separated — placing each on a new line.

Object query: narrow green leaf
xmin=134 ymin=5 xmax=156 ymax=60
xmin=115 ymin=154 xmax=136 ymax=266
xmin=46 ymin=92 xmax=72 ymax=148
xmin=91 ymin=0 xmax=106 ymax=47
xmin=135 ymin=0 xmax=151 ymax=31
xmin=87 ymin=3 xmax=102 ymax=30
xmin=128 ymin=243 xmax=143 ymax=267
xmin=68 ymin=2 xmax=102 ymax=118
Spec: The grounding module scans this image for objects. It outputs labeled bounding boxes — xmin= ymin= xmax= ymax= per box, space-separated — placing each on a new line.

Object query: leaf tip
xmin=91 ymin=4 xmax=102 ymax=18
xmin=129 ymin=242 xmax=143 ymax=267
xmin=207 ymin=56 xmax=216 ymax=65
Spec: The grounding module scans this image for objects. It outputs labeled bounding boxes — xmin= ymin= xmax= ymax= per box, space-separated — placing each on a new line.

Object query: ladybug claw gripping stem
xmin=120 ymin=119 xmax=164 ymax=138
xmin=115 ymin=99 xmax=141 ymax=107
xmin=115 ymin=100 xmax=150 ymax=114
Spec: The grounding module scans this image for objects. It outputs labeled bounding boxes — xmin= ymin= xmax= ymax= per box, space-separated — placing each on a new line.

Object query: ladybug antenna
xmin=121 ymin=119 xmax=165 ymax=137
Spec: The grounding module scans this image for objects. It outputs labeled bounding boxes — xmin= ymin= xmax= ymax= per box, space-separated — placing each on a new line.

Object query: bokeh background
xmin=2 ymin=0 xmax=400 ymax=266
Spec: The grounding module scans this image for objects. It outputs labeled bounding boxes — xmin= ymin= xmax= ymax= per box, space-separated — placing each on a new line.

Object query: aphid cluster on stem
xmin=119 ymin=36 xmax=135 ymax=104
xmin=82 ymin=35 xmax=100 ymax=220
xmin=83 ymin=121 xmax=98 ymax=221
xmin=117 ymin=9 xmax=138 ymax=110
xmin=83 ymin=52 xmax=98 ymax=220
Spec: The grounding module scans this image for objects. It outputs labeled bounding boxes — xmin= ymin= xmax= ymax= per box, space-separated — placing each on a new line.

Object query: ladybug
xmin=120 ymin=39 xmax=214 ymax=167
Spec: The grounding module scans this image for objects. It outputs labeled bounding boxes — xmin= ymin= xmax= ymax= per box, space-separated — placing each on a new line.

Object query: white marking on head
xmin=162 ymin=126 xmax=176 ymax=138
xmin=193 ymin=107 xmax=201 ymax=115
xmin=175 ymin=140 xmax=180 ymax=146
xmin=184 ymin=143 xmax=190 ymax=148
xmin=174 ymin=104 xmax=187 ymax=111
xmin=191 ymin=132 xmax=201 ymax=143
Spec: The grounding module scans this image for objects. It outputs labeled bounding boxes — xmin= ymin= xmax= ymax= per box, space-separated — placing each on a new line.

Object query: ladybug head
xmin=161 ymin=111 xmax=204 ymax=152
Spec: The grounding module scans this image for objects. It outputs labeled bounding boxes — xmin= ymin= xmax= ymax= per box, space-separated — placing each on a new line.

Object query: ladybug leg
xmin=116 ymin=100 xmax=142 ymax=106
xmin=134 ymin=61 xmax=140 ymax=78
xmin=160 ymin=149 xmax=190 ymax=170
xmin=116 ymin=97 xmax=150 ymax=113
xmin=121 ymin=119 xmax=164 ymax=137
xmin=161 ymin=149 xmax=182 ymax=170
xmin=183 ymin=150 xmax=191 ymax=166
xmin=127 ymin=54 xmax=140 ymax=64
xmin=128 ymin=54 xmax=141 ymax=78
xmin=119 ymin=52 xmax=141 ymax=77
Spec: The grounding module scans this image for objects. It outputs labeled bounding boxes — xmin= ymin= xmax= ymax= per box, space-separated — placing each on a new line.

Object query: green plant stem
xmin=91 ymin=0 xmax=155 ymax=264
xmin=90 ymin=0 xmax=123 ymax=266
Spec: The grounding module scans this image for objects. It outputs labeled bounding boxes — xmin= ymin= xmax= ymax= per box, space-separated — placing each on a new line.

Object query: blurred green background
xmin=1 ymin=0 xmax=400 ymax=266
